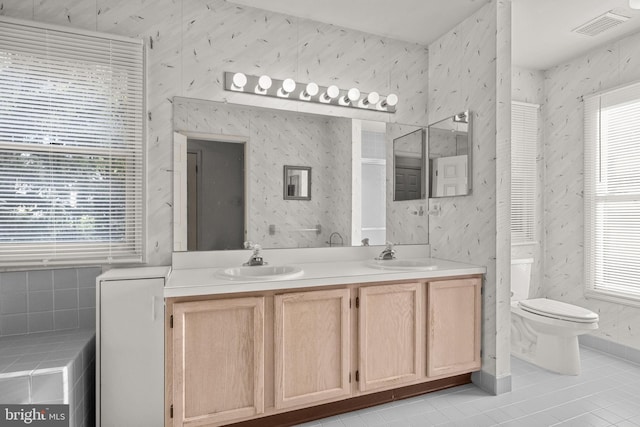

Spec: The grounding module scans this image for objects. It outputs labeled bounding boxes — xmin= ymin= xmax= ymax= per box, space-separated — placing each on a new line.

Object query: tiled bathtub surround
xmin=0 ymin=329 xmax=95 ymax=427
xmin=0 ymin=267 xmax=101 ymax=337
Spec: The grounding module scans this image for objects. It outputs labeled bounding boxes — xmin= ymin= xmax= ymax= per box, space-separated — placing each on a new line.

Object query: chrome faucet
xmin=243 ymin=241 xmax=267 ymax=266
xmin=327 ymin=232 xmax=344 ymax=247
xmin=376 ymin=242 xmax=396 ymax=260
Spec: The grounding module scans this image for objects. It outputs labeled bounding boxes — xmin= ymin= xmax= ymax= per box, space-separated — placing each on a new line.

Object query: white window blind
xmin=584 ymin=82 xmax=640 ymax=303
xmin=0 ymin=18 xmax=145 ymax=267
xmin=511 ymin=102 xmax=538 ymax=244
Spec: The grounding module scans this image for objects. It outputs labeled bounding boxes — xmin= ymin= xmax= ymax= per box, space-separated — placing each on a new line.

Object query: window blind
xmin=0 ymin=18 xmax=145 ymax=266
xmin=584 ymin=82 xmax=640 ymax=303
xmin=511 ymin=102 xmax=538 ymax=244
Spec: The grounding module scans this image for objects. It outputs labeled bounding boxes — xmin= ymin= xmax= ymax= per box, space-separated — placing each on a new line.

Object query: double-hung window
xmin=0 ymin=18 xmax=145 ymax=267
xmin=511 ymin=102 xmax=539 ymax=245
xmin=584 ymin=82 xmax=640 ymax=304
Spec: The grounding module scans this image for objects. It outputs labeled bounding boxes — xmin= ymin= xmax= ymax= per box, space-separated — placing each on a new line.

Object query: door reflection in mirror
xmin=393 ymin=129 xmax=426 ymax=201
xmin=187 ymin=139 xmax=246 ymax=250
xmin=428 ymin=111 xmax=472 ymax=197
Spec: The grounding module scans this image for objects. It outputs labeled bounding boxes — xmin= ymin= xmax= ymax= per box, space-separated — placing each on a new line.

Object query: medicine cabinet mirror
xmin=393 ymin=128 xmax=426 ymax=201
xmin=428 ymin=111 xmax=472 ymax=197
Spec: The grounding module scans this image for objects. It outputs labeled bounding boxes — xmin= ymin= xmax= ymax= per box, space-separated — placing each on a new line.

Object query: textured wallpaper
xmin=542 ymin=30 xmax=640 ymax=349
xmin=428 ymin=0 xmax=512 ymax=384
xmin=0 ymin=0 xmax=429 ymax=264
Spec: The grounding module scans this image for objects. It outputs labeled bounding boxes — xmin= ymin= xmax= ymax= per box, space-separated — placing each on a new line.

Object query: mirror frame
xmin=283 ymin=165 xmax=312 ymax=201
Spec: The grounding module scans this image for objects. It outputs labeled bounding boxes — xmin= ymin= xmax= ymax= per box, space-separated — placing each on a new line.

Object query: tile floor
xmin=301 ymin=347 xmax=640 ymax=426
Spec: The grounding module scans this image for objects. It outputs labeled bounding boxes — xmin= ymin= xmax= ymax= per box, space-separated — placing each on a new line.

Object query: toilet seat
xmin=518 ymin=298 xmax=599 ymax=324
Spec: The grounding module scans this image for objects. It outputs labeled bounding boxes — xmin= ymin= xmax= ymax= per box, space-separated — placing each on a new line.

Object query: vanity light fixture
xmin=255 ymin=75 xmax=272 ymax=94
xmin=321 ymin=85 xmax=340 ymax=102
xmin=630 ymin=0 xmax=640 ymax=9
xmin=231 ymin=72 xmax=247 ymax=90
xmin=223 ymin=72 xmax=398 ymax=113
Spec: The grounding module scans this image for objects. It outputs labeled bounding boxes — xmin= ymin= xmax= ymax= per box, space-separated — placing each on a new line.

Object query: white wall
xmin=428 ymin=0 xmax=512 ymax=391
xmin=542 ymin=30 xmax=640 ymax=349
xmin=0 ymin=0 xmax=429 ymax=265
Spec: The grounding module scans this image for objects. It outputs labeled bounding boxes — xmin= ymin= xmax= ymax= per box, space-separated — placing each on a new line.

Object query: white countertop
xmin=165 ymin=257 xmax=485 ymax=298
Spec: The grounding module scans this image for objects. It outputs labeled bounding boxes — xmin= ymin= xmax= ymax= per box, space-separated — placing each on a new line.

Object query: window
xmin=0 ymin=18 xmax=145 ymax=266
xmin=511 ymin=102 xmax=538 ymax=244
xmin=584 ymin=82 xmax=640 ymax=304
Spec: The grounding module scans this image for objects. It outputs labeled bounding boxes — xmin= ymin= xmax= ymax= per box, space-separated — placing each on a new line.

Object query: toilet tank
xmin=511 ymin=258 xmax=534 ymax=302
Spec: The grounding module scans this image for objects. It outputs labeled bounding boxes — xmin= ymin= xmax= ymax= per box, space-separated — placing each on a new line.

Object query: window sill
xmin=585 ymin=289 xmax=640 ymax=309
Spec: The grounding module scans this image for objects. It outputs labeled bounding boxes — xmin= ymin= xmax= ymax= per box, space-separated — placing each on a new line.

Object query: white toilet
xmin=511 ymin=258 xmax=599 ymax=375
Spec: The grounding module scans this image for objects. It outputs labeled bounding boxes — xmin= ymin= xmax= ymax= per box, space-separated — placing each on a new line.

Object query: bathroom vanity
xmin=96 ymin=247 xmax=484 ymax=427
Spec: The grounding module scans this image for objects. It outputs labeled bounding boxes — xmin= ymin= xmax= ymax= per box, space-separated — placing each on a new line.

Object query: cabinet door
xmin=427 ymin=278 xmax=481 ymax=377
xmin=275 ymin=288 xmax=351 ymax=409
xmin=172 ymin=297 xmax=264 ymax=426
xmin=358 ymin=283 xmax=423 ymax=392
xmin=100 ymin=278 xmax=164 ymax=427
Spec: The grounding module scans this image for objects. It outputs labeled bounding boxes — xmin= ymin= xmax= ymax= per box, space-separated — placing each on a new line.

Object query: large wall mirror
xmin=428 ymin=111 xmax=472 ymax=197
xmin=172 ymin=97 xmax=429 ymax=251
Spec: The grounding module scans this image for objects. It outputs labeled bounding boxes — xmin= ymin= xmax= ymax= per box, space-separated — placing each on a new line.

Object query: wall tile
xmin=53 ymin=269 xmax=78 ymax=291
xmin=0 ymin=293 xmax=27 ymax=315
xmin=28 ymin=291 xmax=54 ymax=313
xmin=28 ymin=312 xmax=54 ymax=333
xmin=78 ymin=288 xmax=95 ymax=309
xmin=77 ymin=267 xmax=101 ymax=289
xmin=31 ymin=370 xmax=64 ymax=403
xmin=54 ymin=289 xmax=78 ymax=311
xmin=27 ymin=270 xmax=53 ymax=292
xmin=0 ymin=271 xmax=27 ymax=294
xmin=0 ymin=314 xmax=27 ymax=336
xmin=0 ymin=376 xmax=30 ymax=404
xmin=78 ymin=308 xmax=95 ymax=330
xmin=53 ymin=310 xmax=78 ymax=331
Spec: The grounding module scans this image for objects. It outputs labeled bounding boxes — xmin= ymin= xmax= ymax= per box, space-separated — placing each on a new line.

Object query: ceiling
xmin=227 ymin=0 xmax=640 ymax=71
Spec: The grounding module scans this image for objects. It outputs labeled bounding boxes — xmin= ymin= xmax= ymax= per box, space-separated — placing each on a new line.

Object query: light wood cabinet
xmin=171 ymin=297 xmax=265 ymax=427
xmin=427 ymin=278 xmax=481 ymax=377
xmin=166 ymin=274 xmax=482 ymax=426
xmin=274 ymin=288 xmax=351 ymax=409
xmin=358 ymin=283 xmax=423 ymax=391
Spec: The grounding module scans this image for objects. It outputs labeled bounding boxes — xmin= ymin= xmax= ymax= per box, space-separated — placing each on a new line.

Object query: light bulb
xmin=343 ymin=88 xmax=360 ymax=104
xmin=322 ymin=85 xmax=340 ymax=101
xmin=362 ymin=92 xmax=380 ymax=106
xmin=281 ymin=78 xmax=296 ymax=94
xmin=381 ymin=93 xmax=398 ymax=108
xmin=304 ymin=82 xmax=319 ymax=97
xmin=232 ymin=72 xmax=247 ymax=90
xmin=258 ymin=75 xmax=272 ymax=91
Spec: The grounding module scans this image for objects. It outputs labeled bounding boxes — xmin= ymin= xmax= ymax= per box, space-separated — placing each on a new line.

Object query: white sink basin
xmin=366 ymin=258 xmax=438 ymax=271
xmin=216 ymin=265 xmax=304 ymax=281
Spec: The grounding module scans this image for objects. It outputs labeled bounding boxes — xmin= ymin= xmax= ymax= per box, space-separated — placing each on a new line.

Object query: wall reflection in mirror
xmin=172 ymin=97 xmax=430 ymax=251
xmin=428 ymin=111 xmax=472 ymax=197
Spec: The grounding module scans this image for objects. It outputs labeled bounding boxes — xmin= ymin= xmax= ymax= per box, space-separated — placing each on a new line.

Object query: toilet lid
xmin=518 ymin=298 xmax=599 ymax=323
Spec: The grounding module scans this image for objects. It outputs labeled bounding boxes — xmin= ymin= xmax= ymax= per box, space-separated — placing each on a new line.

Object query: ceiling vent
xmin=572 ymin=11 xmax=630 ymax=36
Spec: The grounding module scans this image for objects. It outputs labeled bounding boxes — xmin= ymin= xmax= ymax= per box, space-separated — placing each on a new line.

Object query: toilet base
xmin=535 ymin=333 xmax=581 ymax=375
